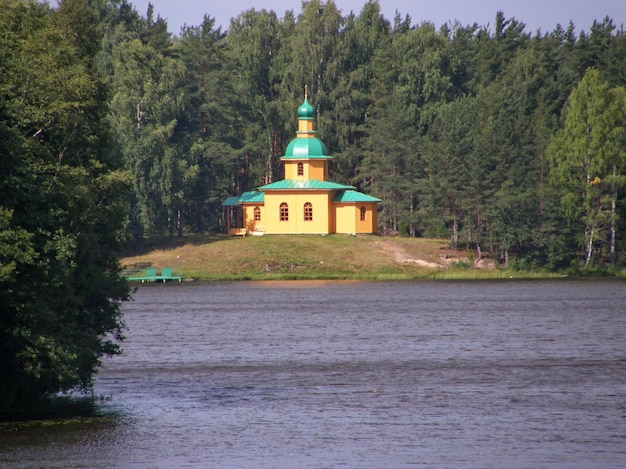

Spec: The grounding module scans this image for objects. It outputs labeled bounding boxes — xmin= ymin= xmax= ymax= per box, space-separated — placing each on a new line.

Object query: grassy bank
xmin=119 ymin=234 xmax=566 ymax=281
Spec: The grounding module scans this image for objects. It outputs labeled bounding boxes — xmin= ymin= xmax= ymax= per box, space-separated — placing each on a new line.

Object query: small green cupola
xmin=283 ymin=93 xmax=332 ymax=161
xmin=298 ymin=97 xmax=315 ymax=120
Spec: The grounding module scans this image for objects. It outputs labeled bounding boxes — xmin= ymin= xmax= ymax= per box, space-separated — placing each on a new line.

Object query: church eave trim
xmin=259 ymin=179 xmax=355 ymax=191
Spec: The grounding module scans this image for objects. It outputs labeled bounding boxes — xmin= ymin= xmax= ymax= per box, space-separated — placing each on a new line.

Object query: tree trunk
xmin=584 ymin=226 xmax=594 ymax=270
xmin=263 ymin=98 xmax=273 ymax=185
xmin=582 ymin=131 xmax=591 ymax=270
xmin=450 ymin=219 xmax=458 ymax=250
xmin=610 ymin=193 xmax=616 ymax=265
xmin=610 ymin=165 xmax=617 ymax=265
xmin=409 ymin=197 xmax=415 ymax=237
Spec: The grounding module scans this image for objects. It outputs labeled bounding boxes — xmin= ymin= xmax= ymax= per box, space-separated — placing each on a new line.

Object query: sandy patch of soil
xmin=372 ymin=240 xmax=448 ymax=269
xmin=372 ymin=240 xmax=496 ymax=270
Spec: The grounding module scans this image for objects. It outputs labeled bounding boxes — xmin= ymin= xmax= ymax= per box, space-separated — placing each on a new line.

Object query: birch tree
xmin=547 ymin=68 xmax=626 ymax=269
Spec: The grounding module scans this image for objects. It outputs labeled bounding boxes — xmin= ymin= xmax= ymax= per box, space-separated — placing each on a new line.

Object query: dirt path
xmin=372 ymin=240 xmax=448 ymax=269
xmin=371 ymin=239 xmax=496 ymax=270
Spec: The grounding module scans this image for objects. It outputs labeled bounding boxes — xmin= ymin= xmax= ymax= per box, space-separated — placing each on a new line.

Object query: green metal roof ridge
xmin=239 ymin=191 xmax=265 ymax=203
xmin=221 ymin=196 xmax=241 ymax=207
xmin=332 ymin=190 xmax=382 ymax=203
xmin=259 ymin=179 xmax=355 ymax=191
xmin=281 ymin=154 xmax=332 ymax=160
xmin=283 ymin=136 xmax=331 ymax=159
xmin=222 ymin=192 xmax=265 ymax=205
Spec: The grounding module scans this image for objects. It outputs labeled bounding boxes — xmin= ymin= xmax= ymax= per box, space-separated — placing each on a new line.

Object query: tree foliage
xmin=90 ymin=0 xmax=624 ymax=269
xmin=547 ymin=68 xmax=626 ymax=269
xmin=0 ymin=0 xmax=129 ymax=414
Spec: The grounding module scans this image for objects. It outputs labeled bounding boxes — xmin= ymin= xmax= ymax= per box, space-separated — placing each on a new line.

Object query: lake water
xmin=2 ymin=279 xmax=626 ymax=468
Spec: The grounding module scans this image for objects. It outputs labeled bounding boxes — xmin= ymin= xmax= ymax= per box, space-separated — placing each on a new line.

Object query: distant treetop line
xmin=8 ymin=0 xmax=626 ymax=270
xmin=115 ymin=0 xmax=626 ymax=271
xmin=132 ymin=0 xmax=624 ymax=38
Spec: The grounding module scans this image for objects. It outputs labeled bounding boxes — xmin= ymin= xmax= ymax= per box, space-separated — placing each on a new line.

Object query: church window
xmin=280 ymin=202 xmax=289 ymax=221
xmin=297 ymin=162 xmax=304 ymax=176
xmin=254 ymin=206 xmax=261 ymax=221
xmin=304 ymin=202 xmax=313 ymax=221
xmin=360 ymin=206 xmax=366 ymax=221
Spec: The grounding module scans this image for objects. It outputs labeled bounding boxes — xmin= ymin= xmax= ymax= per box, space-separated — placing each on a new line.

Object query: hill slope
xmin=119 ymin=235 xmax=474 ymax=281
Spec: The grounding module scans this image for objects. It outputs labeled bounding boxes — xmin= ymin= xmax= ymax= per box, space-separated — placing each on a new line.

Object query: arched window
xmin=360 ymin=206 xmax=366 ymax=221
xmin=297 ymin=162 xmax=304 ymax=176
xmin=280 ymin=202 xmax=289 ymax=221
xmin=304 ymin=202 xmax=313 ymax=221
xmin=254 ymin=206 xmax=261 ymax=221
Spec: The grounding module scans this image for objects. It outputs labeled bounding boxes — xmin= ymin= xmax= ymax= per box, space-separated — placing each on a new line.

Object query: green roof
xmin=239 ymin=191 xmax=265 ymax=203
xmin=282 ymin=137 xmax=331 ymax=159
xmin=297 ymin=97 xmax=315 ymax=119
xmin=222 ymin=196 xmax=241 ymax=207
xmin=222 ymin=191 xmax=265 ymax=205
xmin=333 ymin=190 xmax=381 ymax=203
xmin=259 ymin=179 xmax=354 ymax=191
xmin=225 ymin=188 xmax=380 ymax=207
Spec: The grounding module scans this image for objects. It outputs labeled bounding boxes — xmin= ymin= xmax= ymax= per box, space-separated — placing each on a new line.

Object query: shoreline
xmin=120 ymin=234 xmax=626 ymax=282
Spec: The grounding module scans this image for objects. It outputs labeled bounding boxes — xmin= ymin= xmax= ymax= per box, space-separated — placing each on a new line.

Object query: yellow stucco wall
xmin=229 ymin=98 xmax=380 ymax=236
xmin=333 ymin=203 xmax=378 ymax=234
xmin=355 ymin=202 xmax=378 ymax=234
xmin=263 ymin=191 xmax=332 ymax=234
xmin=298 ymin=120 xmax=314 ymax=133
xmin=242 ymin=204 xmax=265 ymax=233
xmin=334 ymin=204 xmax=356 ymax=234
xmin=284 ymin=160 xmax=328 ymax=180
xmin=242 ymin=200 xmax=378 ymax=235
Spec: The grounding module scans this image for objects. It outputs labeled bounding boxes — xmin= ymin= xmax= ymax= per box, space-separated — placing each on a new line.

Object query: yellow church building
xmin=223 ymin=96 xmax=380 ymax=236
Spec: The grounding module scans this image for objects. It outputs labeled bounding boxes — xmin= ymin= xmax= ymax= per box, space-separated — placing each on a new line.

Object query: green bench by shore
xmin=126 ymin=267 xmax=182 ymax=283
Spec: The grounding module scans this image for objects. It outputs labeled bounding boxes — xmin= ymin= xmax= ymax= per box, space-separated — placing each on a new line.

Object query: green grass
xmin=121 ymin=234 xmax=443 ymax=281
xmin=120 ymin=234 xmax=622 ymax=281
xmin=614 ymin=268 xmax=626 ymax=278
xmin=425 ymin=269 xmax=563 ymax=280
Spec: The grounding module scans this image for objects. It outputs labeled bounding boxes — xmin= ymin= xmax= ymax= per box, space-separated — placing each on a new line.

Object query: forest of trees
xmin=88 ymin=0 xmax=625 ymax=272
xmin=0 ymin=0 xmax=625 ymax=415
xmin=1 ymin=0 xmax=129 ymax=414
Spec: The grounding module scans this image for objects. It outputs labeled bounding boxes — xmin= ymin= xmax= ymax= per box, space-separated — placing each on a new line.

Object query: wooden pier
xmin=125 ymin=267 xmax=182 ymax=283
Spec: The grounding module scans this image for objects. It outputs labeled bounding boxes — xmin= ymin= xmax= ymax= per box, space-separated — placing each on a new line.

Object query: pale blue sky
xmin=130 ymin=0 xmax=624 ymax=36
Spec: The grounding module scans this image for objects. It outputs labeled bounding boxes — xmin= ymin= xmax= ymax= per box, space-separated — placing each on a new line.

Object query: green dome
xmin=297 ymin=98 xmax=315 ymax=119
xmin=283 ymin=137 xmax=330 ymax=158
